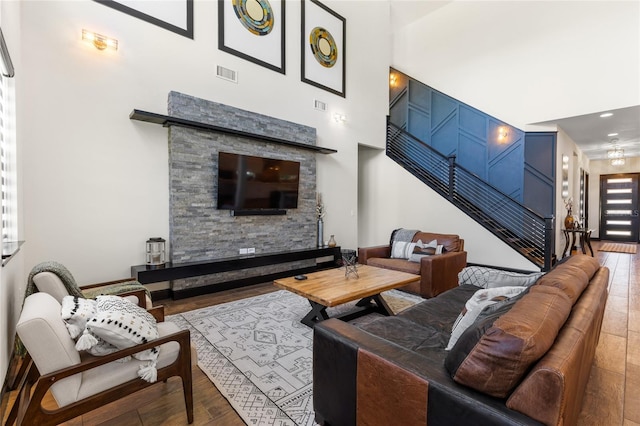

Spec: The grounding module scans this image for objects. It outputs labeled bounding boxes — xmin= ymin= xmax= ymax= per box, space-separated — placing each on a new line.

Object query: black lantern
xmin=146 ymin=237 xmax=166 ymax=269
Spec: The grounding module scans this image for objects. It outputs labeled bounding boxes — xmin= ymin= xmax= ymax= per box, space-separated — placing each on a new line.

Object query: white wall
xmin=391 ymin=1 xmax=640 ymax=129
xmin=555 ymin=127 xmax=590 ymax=254
xmin=16 ymin=0 xmax=389 ymax=286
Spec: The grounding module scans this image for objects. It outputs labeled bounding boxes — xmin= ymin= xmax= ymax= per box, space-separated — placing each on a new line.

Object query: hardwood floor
xmin=3 ymin=240 xmax=639 ymax=425
xmin=577 ymin=240 xmax=640 ymax=426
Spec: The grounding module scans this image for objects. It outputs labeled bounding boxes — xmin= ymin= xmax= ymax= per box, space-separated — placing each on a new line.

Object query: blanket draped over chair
xmin=25 ymin=261 xmax=151 ymax=301
xmin=391 ymin=228 xmax=420 ymax=245
xmin=17 ymin=261 xmax=151 ymax=356
xmin=25 ymin=261 xmax=84 ymax=300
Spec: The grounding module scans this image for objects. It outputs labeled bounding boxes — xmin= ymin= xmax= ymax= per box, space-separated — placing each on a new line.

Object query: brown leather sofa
xmin=313 ymin=255 xmax=608 ymax=426
xmin=358 ymin=231 xmax=467 ymax=298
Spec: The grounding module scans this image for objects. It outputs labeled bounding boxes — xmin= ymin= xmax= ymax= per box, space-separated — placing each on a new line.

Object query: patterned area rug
xmin=167 ymin=289 xmax=422 ymax=426
xmin=599 ymin=242 xmax=638 ymax=254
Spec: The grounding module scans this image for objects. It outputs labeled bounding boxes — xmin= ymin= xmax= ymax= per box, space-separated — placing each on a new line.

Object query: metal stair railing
xmin=386 ymin=119 xmax=554 ymax=270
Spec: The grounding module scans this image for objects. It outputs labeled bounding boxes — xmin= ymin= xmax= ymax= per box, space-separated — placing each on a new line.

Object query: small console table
xmin=132 ymin=246 xmax=341 ymax=299
xmin=561 ymin=228 xmax=594 ymax=258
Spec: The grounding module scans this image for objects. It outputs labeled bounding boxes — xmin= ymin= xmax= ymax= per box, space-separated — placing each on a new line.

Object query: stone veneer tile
xmin=167 ymin=92 xmax=320 ymax=291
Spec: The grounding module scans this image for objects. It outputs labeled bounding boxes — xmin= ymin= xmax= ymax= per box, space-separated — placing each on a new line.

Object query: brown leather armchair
xmin=358 ymin=231 xmax=467 ymax=298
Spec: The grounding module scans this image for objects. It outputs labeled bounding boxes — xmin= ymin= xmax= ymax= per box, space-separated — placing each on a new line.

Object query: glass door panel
xmin=599 ymin=174 xmax=639 ymax=242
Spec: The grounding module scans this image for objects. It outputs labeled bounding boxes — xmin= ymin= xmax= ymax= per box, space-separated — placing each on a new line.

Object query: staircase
xmin=386 ymin=119 xmax=554 ymax=270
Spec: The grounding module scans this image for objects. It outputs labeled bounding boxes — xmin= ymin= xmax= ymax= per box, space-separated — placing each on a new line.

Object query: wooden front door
xmin=599 ymin=174 xmax=640 ymax=242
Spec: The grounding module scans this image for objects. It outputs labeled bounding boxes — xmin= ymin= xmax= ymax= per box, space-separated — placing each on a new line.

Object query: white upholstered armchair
xmin=7 ymin=292 xmax=193 ymax=425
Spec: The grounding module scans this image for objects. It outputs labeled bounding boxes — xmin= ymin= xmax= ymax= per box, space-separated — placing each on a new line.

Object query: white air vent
xmin=313 ymin=99 xmax=327 ymax=111
xmin=216 ymin=65 xmax=238 ymax=83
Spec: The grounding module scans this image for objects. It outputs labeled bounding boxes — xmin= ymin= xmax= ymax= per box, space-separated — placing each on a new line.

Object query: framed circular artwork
xmin=218 ymin=0 xmax=285 ymax=74
xmin=301 ymin=0 xmax=346 ymax=97
xmin=232 ymin=0 xmax=274 ymax=36
xmin=309 ymin=26 xmax=337 ymax=68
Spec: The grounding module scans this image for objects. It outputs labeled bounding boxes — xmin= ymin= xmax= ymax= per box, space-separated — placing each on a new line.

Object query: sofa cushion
xmin=61 ymin=296 xmax=97 ymax=339
xmin=359 ymin=316 xmax=451 ymax=356
xmin=33 ymin=271 xmax=72 ymax=304
xmin=445 ymin=286 xmax=527 ymax=350
xmin=79 ymin=296 xmax=160 ymax=382
xmin=535 ymin=255 xmax=600 ymax=305
xmin=412 ymin=232 xmax=461 ymax=252
xmin=458 ymin=266 xmax=543 ymax=289
xmin=399 ymin=284 xmax=478 ymax=332
xmin=408 ymin=239 xmax=445 ymax=263
xmin=391 ymin=241 xmax=417 ymax=259
xmin=87 ymin=296 xmax=158 ymax=352
xmin=366 ymin=257 xmax=420 ymax=275
xmin=447 ymin=285 xmax=572 ymax=398
xmin=444 ymin=291 xmax=523 ymax=378
xmin=17 ymin=292 xmax=83 ymax=408
xmin=536 ymin=265 xmax=588 ymax=305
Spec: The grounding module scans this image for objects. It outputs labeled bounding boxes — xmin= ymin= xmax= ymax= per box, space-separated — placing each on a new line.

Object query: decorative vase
xmin=328 ymin=235 xmax=337 ymax=248
xmin=317 ymin=219 xmax=324 ymax=247
xmin=564 ymin=209 xmax=575 ymax=230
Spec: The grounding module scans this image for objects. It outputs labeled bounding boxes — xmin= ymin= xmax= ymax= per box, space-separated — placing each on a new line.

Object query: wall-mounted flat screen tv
xmin=217 ymin=152 xmax=300 ymax=210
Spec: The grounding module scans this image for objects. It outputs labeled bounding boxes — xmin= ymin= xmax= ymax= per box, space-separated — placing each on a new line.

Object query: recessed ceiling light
xmin=608 ymin=133 xmax=619 ymax=137
xmin=600 ymin=112 xmax=613 ymax=118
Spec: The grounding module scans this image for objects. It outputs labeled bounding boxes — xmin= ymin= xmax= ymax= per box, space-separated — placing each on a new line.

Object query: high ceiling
xmin=532 ymin=106 xmax=640 ymax=161
xmin=388 ymin=1 xmax=640 ymax=162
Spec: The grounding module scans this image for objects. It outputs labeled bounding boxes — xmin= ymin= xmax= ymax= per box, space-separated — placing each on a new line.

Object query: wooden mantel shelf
xmin=129 ymin=109 xmax=338 ymax=154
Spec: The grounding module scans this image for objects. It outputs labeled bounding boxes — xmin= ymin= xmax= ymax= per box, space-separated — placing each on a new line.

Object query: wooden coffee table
xmin=273 ymin=265 xmax=420 ymax=326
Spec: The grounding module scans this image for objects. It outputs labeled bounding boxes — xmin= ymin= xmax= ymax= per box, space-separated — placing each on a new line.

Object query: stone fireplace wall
xmin=167 ymin=91 xmax=318 ymax=292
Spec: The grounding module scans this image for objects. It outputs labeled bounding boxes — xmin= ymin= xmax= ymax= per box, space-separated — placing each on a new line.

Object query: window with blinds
xmin=0 ymin=71 xmax=16 ymax=244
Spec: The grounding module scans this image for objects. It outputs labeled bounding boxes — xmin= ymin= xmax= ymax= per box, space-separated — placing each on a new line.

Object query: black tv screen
xmin=217 ymin=152 xmax=300 ymax=210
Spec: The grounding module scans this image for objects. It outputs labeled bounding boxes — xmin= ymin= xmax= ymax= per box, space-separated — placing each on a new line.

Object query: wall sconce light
xmin=333 ymin=113 xmax=346 ymax=124
xmin=82 ymin=29 xmax=118 ymax=51
xmin=498 ymin=127 xmax=509 ymax=140
xmin=389 ymin=73 xmax=398 ymax=87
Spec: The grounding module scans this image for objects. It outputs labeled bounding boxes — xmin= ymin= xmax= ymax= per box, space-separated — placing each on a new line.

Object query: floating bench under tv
xmin=131 ymin=246 xmax=341 ymax=300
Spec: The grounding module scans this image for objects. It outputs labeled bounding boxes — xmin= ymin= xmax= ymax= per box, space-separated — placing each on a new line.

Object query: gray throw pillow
xmin=458 ymin=266 xmax=544 ymax=289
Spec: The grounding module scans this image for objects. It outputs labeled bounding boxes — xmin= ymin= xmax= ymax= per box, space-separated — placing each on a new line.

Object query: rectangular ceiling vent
xmin=216 ymin=65 xmax=238 ymax=83
xmin=313 ymin=99 xmax=327 ymax=112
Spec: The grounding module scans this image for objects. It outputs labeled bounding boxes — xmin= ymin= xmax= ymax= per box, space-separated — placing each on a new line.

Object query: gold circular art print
xmin=232 ymin=0 xmax=274 ymax=36
xmin=309 ymin=27 xmax=337 ymax=68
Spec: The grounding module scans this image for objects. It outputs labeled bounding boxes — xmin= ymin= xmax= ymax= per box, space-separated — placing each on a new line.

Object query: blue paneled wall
xmin=390 ymin=72 xmax=526 ymax=202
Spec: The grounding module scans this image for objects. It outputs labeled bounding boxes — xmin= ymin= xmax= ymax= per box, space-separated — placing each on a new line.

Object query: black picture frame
xmin=301 ymin=0 xmax=345 ymax=97
xmin=218 ymin=0 xmax=286 ymax=74
xmin=94 ymin=0 xmax=194 ymax=39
